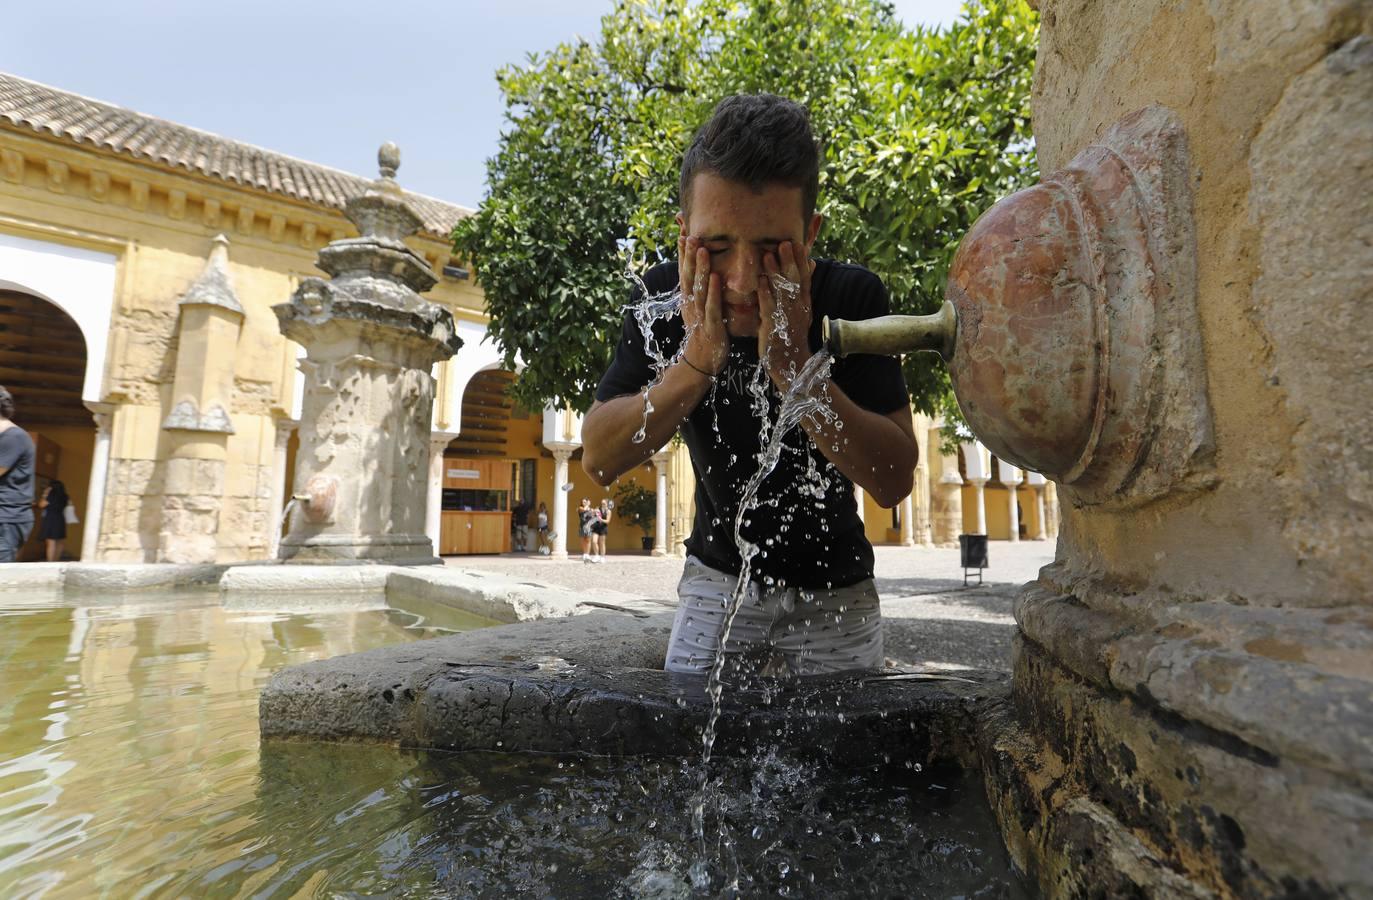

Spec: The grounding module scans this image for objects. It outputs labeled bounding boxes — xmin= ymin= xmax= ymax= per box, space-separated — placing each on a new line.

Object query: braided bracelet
xmin=681 ymin=357 xmax=718 ymax=381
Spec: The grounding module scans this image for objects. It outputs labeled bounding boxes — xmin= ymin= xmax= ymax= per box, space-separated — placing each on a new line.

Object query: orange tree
xmin=454 ymin=0 xmax=1037 ymax=418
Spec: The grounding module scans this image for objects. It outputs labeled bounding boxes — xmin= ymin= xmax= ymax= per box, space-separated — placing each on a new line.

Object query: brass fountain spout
xmin=822 ymin=301 xmax=957 ymax=362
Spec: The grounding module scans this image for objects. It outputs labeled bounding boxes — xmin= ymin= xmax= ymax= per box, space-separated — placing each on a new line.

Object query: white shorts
xmin=665 ymin=556 xmax=884 ymax=676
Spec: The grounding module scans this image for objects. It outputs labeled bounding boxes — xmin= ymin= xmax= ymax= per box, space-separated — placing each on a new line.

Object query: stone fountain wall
xmin=987 ymin=2 xmax=1373 ymax=896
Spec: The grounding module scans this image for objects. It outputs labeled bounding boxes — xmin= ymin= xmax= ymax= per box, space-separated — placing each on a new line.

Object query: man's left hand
xmin=757 ymin=240 xmax=817 ymax=392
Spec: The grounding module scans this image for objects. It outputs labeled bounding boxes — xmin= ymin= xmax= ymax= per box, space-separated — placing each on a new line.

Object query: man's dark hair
xmin=679 ymin=93 xmax=821 ymax=221
xmin=0 ymin=386 xmax=12 ymax=420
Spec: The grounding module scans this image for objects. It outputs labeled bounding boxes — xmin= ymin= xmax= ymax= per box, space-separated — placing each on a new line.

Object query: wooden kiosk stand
xmin=438 ymin=457 xmax=512 ymax=555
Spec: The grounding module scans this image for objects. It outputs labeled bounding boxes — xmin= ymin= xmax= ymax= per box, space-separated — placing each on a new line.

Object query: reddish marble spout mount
xmin=824 ymin=106 xmax=1212 ymax=508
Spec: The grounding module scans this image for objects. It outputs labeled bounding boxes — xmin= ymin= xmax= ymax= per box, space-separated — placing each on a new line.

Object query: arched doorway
xmin=437 ymin=368 xmax=525 ymax=555
xmin=0 ymin=289 xmax=92 ymax=560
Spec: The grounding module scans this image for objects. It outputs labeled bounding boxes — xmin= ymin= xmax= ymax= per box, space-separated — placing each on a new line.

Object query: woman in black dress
xmin=38 ymin=479 xmax=67 ymax=561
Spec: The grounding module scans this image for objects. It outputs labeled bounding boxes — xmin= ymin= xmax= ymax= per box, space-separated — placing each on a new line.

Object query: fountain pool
xmin=0 ymin=588 xmax=1027 ymax=897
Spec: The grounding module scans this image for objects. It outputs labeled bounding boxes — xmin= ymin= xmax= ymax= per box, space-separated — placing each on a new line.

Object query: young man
xmin=0 ymin=385 xmax=36 ymax=563
xmin=582 ymin=94 xmax=918 ymax=675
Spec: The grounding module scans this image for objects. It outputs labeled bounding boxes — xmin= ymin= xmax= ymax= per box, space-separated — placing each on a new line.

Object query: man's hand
xmin=678 ymin=236 xmax=728 ymax=376
xmin=757 ymin=240 xmax=816 ymax=392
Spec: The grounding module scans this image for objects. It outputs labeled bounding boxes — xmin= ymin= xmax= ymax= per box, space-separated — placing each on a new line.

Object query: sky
xmin=8 ymin=0 xmax=966 ymax=210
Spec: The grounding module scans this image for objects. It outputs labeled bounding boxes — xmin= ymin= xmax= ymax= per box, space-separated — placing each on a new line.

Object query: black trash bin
xmin=958 ymin=534 xmax=989 ymax=585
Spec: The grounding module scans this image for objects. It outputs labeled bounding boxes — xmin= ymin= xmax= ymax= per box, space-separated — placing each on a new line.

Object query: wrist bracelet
xmin=682 ymin=357 xmax=717 ymax=381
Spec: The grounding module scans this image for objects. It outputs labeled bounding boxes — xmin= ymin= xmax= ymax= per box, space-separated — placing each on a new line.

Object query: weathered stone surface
xmin=218 ymin=563 xmax=662 ymax=623
xmin=219 ymin=564 xmax=392 ymax=595
xmin=62 ymin=562 xmax=227 ymax=591
xmin=259 ymin=611 xmax=1008 ymax=766
xmin=972 ymin=4 xmax=1373 ymax=894
xmin=384 ymin=567 xmax=664 ymax=623
xmin=985 ymin=636 xmax=1372 ymax=898
xmin=276 ymin=147 xmax=460 ymax=565
xmin=1033 ymin=0 xmax=1372 ymax=608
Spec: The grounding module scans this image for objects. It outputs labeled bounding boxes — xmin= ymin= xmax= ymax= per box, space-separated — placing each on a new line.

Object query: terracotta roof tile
xmin=0 ymin=71 xmax=471 ymax=238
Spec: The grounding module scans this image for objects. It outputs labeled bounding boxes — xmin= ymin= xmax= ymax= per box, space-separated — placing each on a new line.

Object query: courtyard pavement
xmin=444 ymin=540 xmax=1057 ymax=672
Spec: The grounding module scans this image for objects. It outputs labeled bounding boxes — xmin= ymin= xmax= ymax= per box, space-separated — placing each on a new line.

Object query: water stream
xmin=624 ymin=268 xmax=865 ymax=891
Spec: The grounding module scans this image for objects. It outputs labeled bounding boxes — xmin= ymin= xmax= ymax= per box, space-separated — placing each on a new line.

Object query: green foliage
xmin=613 ymin=481 xmax=657 ymax=535
xmin=453 ymin=0 xmax=1038 ymax=416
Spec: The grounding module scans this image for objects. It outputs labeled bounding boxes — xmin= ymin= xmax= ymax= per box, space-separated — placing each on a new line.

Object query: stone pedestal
xmin=960 ymin=4 xmax=1373 ymax=896
xmin=275 ymin=145 xmax=460 ymax=565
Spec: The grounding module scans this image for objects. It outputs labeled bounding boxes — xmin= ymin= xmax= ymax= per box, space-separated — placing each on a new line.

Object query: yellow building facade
xmin=0 ymin=71 xmax=1050 ymax=565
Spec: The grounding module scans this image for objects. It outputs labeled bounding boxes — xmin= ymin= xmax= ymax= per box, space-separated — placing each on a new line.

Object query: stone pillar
xmin=668 ymin=442 xmax=694 ymax=556
xmin=651 ymin=450 xmax=670 ymax=556
xmin=79 ymin=404 xmax=113 ymax=561
xmin=426 ymin=431 xmax=458 ymax=556
xmin=548 ymin=447 xmax=573 ymax=560
xmin=158 ymin=234 xmax=242 ymax=564
xmin=961 ymin=441 xmax=992 ymax=536
xmin=853 ymin=485 xmax=865 ymax=523
xmin=999 ymin=460 xmax=1023 ymax=543
xmin=268 ymin=418 xmax=298 ymax=559
xmin=1042 ymin=481 xmax=1059 ymax=540
xmin=928 ymin=422 xmax=963 ymax=547
xmin=1025 ymin=472 xmax=1049 ymax=540
xmin=899 ymin=494 xmax=915 ymax=546
xmin=275 ymin=145 xmax=460 ymax=564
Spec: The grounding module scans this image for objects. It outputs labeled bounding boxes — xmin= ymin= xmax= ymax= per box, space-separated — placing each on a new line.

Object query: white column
xmin=268 ymin=418 xmax=298 ymax=558
xmin=998 ymin=459 xmax=1024 ymax=542
xmin=971 ymin=480 xmax=987 ymax=535
xmin=853 ymin=485 xmax=866 ymax=523
xmin=651 ymin=450 xmax=671 ymax=556
xmin=549 ymin=447 xmax=573 ymax=559
xmin=900 ymin=494 xmax=915 ymax=546
xmin=426 ymin=431 xmax=458 ymax=556
xmin=79 ymin=405 xmax=114 ymax=562
xmin=961 ymin=441 xmax=992 ymax=538
xmin=1025 ymin=472 xmax=1049 ymax=540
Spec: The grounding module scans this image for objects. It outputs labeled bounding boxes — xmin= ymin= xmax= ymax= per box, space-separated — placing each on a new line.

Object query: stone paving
xmin=444 ymin=540 xmax=1056 ymax=672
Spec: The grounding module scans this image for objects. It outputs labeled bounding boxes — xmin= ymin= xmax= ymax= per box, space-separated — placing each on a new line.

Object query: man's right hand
xmin=678 ymin=236 xmax=728 ymax=376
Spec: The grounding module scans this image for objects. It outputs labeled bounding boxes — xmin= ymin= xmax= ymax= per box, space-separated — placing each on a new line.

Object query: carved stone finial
xmin=379 ymin=142 xmax=400 ymax=180
xmin=180 ymin=233 xmax=243 ymax=314
xmin=209 ymin=232 xmax=230 ymax=263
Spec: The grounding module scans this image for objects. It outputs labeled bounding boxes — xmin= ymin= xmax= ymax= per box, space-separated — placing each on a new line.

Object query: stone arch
xmin=440 ymin=318 xmax=527 ymax=432
xmin=0 ymin=232 xmax=117 ymax=404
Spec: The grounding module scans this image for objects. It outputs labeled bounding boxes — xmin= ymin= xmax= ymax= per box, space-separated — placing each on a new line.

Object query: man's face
xmin=679 ymin=172 xmax=822 ymax=338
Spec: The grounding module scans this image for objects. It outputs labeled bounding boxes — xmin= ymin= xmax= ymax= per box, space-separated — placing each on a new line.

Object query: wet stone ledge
xmin=259 ymin=613 xmax=1009 ymax=768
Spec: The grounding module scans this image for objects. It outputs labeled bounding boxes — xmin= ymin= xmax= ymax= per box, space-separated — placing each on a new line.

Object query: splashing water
xmin=621 ymin=263 xmax=847 ymax=889
xmin=691 ymin=349 xmax=837 ymax=880
xmin=624 ymin=269 xmax=686 ymax=444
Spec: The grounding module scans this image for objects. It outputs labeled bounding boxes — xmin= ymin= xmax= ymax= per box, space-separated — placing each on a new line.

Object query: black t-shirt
xmin=0 ymin=426 xmax=35 ymax=524
xmin=595 ymin=259 xmax=908 ymax=589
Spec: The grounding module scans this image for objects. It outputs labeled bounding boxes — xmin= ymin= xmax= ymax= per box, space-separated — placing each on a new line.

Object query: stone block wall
xmin=1034 ymin=0 xmax=1372 ymax=608
xmin=990 ymin=2 xmax=1373 ymax=895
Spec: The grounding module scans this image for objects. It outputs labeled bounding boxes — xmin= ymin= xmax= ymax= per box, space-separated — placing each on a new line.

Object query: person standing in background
xmin=593 ymin=499 xmax=612 ymax=563
xmin=38 ymin=479 xmax=68 ymax=562
xmin=0 ymin=386 xmax=36 ymax=563
xmin=536 ymin=501 xmax=550 ymax=554
xmin=578 ymin=498 xmax=597 ymax=563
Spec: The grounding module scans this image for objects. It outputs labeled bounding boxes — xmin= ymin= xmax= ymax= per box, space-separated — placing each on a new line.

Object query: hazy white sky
xmin=9 ymin=0 xmax=965 ymax=208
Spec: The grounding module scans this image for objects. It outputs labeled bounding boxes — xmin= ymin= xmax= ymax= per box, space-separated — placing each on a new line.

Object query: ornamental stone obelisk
xmin=274 ymin=144 xmax=461 ymax=564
